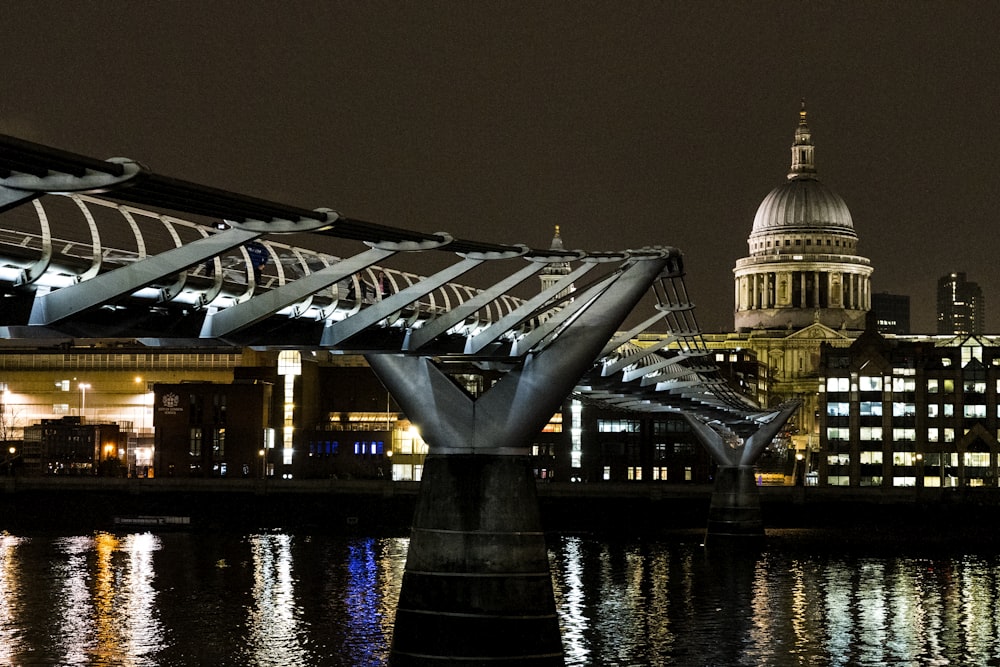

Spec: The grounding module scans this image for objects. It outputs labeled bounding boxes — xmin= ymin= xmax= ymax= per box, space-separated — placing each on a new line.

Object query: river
xmin=1 ymin=528 xmax=999 ymax=666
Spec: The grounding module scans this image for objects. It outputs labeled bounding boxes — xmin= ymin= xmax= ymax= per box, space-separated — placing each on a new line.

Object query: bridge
xmin=1 ymin=133 xmax=796 ymax=665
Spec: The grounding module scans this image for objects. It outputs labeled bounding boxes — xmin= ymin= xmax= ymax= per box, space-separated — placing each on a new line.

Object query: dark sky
xmin=3 ymin=2 xmax=999 ymax=333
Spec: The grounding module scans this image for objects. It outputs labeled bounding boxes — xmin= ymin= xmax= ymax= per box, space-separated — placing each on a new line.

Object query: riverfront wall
xmin=4 ymin=479 xmax=1000 ymax=538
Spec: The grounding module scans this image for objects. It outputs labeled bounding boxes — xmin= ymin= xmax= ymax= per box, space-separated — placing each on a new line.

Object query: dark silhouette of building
xmin=872 ymin=292 xmax=911 ymax=334
xmin=22 ymin=417 xmax=126 ymax=476
xmin=937 ymin=272 xmax=984 ymax=335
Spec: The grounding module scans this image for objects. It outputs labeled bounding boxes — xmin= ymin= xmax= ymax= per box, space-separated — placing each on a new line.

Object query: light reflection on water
xmin=3 ymin=530 xmax=1000 ymax=665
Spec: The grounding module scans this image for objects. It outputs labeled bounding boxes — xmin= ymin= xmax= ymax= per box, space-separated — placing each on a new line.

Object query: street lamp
xmin=259 ymin=448 xmax=266 ymax=479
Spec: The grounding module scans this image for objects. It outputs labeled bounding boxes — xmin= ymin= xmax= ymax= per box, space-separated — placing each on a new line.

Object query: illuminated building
xmin=819 ymin=328 xmax=1000 ymax=488
xmin=937 ymin=272 xmax=984 ymax=335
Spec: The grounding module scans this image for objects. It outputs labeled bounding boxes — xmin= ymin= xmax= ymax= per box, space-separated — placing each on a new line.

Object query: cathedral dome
xmin=751 ymin=176 xmax=854 ymax=235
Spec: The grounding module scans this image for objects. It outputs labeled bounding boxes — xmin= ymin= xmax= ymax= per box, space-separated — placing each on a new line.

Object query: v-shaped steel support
xmin=367 ymin=253 xmax=670 ymax=454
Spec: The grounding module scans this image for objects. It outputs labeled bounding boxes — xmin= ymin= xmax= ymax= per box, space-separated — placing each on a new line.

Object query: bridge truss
xmin=0 ymin=133 xmax=787 ymax=437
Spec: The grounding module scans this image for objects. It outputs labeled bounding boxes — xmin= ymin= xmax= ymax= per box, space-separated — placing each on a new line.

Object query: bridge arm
xmin=321 ymin=256 xmax=483 ymax=347
xmin=403 ymin=261 xmax=541 ymax=351
xmin=200 ymin=247 xmax=396 ymax=337
xmin=29 ymin=227 xmax=261 ymax=325
xmin=464 ymin=262 xmax=597 ymax=354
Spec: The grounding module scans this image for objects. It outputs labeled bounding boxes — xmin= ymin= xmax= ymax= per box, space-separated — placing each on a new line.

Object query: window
xmin=892 ymin=452 xmax=917 ymax=466
xmin=603 ymin=466 xmax=611 ymax=481
xmin=943 ymin=404 xmax=954 ymax=417
xmin=860 ymin=402 xmax=883 ymax=416
xmin=827 ymin=453 xmax=850 ymax=465
xmin=827 ymin=427 xmax=849 ymax=441
xmin=893 ymin=477 xmax=916 ymax=487
xmin=927 ymin=428 xmax=939 ymax=442
xmin=652 ymin=467 xmax=668 ymax=481
xmin=892 ymin=377 xmax=916 ymax=393
xmin=828 ymin=475 xmax=850 ymax=486
xmin=684 ymin=466 xmax=693 ymax=481
xmin=189 ymin=428 xmax=202 ymax=457
xmin=860 ymin=451 xmax=883 ymax=465
xmin=943 ymin=379 xmax=955 ymax=393
xmin=964 ymin=452 xmax=990 ymax=467
xmin=928 ymin=379 xmax=939 ymax=394
xmin=859 ymin=376 xmax=883 ymax=392
xmin=212 ymin=428 xmax=225 ymax=457
xmin=943 ymin=428 xmax=955 ymax=442
xmin=827 ymin=377 xmax=849 ymax=392
xmin=964 ymin=381 xmax=987 ymax=394
xmin=627 ymin=466 xmax=642 ymax=481
xmin=928 ymin=404 xmax=939 ymax=418
xmin=964 ymin=404 xmax=987 ymax=418
xmin=892 ymin=403 xmax=916 ymax=417
xmin=598 ymin=419 xmax=641 ymax=433
xmin=892 ymin=428 xmax=916 ymax=441
xmin=860 ymin=427 xmax=883 ymax=441
xmin=924 ymin=476 xmax=941 ymax=487
xmin=827 ymin=402 xmax=850 ymax=417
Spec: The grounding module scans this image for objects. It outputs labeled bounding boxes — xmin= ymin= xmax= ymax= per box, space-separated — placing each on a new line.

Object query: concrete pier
xmin=705 ymin=465 xmax=764 ymax=544
xmin=390 ymin=454 xmax=563 ymax=666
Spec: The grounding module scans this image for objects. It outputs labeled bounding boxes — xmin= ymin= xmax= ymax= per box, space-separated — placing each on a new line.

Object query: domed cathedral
xmin=733 ymin=101 xmax=873 ymax=332
xmin=700 ymin=103 xmax=872 ymax=480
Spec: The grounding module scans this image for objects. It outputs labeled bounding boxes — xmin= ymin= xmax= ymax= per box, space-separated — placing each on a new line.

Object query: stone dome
xmin=751 ymin=175 xmax=854 ymax=235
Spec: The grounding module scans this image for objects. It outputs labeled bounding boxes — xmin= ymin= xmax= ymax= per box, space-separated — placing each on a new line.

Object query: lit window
xmin=859 ymin=376 xmax=883 ymax=391
xmin=860 ymin=451 xmax=883 ymax=465
xmin=826 ymin=377 xmax=849 ymax=392
xmin=603 ymin=466 xmax=611 ymax=481
xmin=827 ymin=402 xmax=850 ymax=417
xmin=964 ymin=404 xmax=987 ymax=418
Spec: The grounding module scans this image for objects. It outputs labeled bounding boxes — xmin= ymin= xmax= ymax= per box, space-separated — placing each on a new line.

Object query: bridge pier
xmin=366 ymin=253 xmax=671 ymax=665
xmin=390 ymin=454 xmax=561 ymax=665
xmin=685 ymin=402 xmax=800 ymax=545
xmin=706 ymin=465 xmax=764 ymax=544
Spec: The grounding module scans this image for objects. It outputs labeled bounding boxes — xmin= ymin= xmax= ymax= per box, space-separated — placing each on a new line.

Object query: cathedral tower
xmin=733 ymin=102 xmax=872 ymax=332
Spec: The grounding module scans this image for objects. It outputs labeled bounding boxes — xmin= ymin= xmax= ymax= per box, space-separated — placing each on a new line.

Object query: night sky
xmin=4 ymin=2 xmax=999 ymax=333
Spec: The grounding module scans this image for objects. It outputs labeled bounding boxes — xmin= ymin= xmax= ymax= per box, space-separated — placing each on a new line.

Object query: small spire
xmin=549 ymin=225 xmax=564 ymax=251
xmin=788 ymin=99 xmax=817 ymax=180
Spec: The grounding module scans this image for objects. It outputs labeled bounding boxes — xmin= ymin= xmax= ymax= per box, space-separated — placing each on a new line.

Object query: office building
xmin=871 ymin=292 xmax=911 ymax=335
xmin=937 ymin=272 xmax=984 ymax=335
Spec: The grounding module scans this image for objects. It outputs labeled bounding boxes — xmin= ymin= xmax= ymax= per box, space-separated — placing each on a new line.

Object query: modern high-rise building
xmin=871 ymin=292 xmax=911 ymax=335
xmin=937 ymin=272 xmax=984 ymax=335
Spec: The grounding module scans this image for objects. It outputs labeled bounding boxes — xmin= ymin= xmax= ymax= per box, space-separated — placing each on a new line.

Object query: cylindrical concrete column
xmin=705 ymin=465 xmax=764 ymax=544
xmin=390 ymin=454 xmax=563 ymax=666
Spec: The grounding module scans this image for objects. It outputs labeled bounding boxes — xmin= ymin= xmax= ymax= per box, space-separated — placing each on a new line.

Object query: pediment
xmin=785 ymin=323 xmax=850 ymax=341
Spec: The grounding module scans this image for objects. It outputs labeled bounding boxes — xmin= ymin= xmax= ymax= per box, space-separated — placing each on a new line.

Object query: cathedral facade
xmin=706 ymin=104 xmax=873 ymax=470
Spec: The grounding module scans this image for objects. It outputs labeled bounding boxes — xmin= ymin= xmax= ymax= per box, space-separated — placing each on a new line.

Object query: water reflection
xmin=247 ymin=534 xmax=307 ymax=666
xmin=0 ymin=534 xmax=25 ymax=665
xmin=4 ymin=530 xmax=1000 ymax=664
